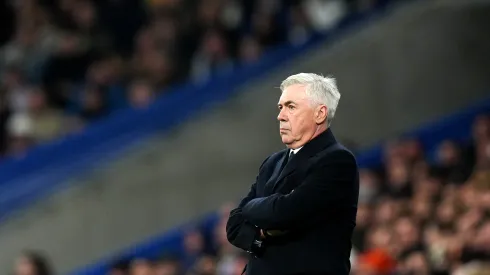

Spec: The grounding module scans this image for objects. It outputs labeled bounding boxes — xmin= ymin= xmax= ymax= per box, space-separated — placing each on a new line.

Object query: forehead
xmin=278 ymin=84 xmax=307 ymax=104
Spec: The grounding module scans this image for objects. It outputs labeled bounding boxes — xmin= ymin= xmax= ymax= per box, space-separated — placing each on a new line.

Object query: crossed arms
xmin=226 ymin=153 xmax=357 ymax=253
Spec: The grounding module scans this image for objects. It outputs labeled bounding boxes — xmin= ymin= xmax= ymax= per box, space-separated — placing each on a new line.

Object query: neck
xmin=311 ymin=124 xmax=328 ymax=140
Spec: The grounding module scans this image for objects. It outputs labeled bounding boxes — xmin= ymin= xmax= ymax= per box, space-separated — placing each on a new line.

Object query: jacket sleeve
xmin=241 ymin=152 xmax=357 ymax=230
xmin=226 ymin=157 xmax=269 ymax=252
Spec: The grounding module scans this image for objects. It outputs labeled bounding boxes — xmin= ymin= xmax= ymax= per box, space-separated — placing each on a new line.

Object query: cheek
xmin=291 ymin=115 xmax=308 ymax=132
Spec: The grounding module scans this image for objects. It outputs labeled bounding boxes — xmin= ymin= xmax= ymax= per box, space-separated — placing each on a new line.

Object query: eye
xmin=288 ymin=105 xmax=295 ymax=110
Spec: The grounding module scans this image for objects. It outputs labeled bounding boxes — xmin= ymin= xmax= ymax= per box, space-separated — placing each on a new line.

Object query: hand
xmin=258 ymin=190 xmax=293 ymax=239
xmin=260 ymin=229 xmax=266 ymax=240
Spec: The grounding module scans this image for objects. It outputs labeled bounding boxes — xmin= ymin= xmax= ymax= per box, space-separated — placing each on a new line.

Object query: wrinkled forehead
xmin=278 ymin=84 xmax=308 ymax=104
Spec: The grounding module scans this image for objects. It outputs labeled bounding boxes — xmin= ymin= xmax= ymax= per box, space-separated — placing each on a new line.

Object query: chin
xmin=281 ymin=136 xmax=293 ymax=145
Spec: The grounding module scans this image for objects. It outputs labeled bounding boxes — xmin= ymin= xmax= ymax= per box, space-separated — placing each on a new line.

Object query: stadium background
xmin=1 ymin=0 xmax=490 ymax=274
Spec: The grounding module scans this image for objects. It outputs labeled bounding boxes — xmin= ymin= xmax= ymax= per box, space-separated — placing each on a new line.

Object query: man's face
xmin=277 ymin=84 xmax=322 ymax=148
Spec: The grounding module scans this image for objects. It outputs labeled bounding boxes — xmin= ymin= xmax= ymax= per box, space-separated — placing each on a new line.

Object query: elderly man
xmin=226 ymin=73 xmax=359 ymax=275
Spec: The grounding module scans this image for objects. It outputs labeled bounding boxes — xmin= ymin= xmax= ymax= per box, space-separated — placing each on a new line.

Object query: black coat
xmin=226 ymin=129 xmax=359 ymax=275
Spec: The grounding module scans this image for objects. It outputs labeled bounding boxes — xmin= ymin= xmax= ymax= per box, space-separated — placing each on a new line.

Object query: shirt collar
xmin=290 ymin=147 xmax=302 ymax=155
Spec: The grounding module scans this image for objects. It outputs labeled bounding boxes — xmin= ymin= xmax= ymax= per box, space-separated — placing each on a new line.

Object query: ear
xmin=315 ymin=105 xmax=328 ymax=125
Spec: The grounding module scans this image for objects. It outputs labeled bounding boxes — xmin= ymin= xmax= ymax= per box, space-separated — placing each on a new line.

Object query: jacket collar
xmin=273 ymin=128 xmax=337 ymax=189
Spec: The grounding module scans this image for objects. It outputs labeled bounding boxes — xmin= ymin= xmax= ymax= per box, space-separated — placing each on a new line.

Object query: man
xmin=226 ymin=73 xmax=359 ymax=275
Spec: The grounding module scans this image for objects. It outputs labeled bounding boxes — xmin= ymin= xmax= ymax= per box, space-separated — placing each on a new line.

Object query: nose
xmin=277 ymin=108 xmax=287 ymax=122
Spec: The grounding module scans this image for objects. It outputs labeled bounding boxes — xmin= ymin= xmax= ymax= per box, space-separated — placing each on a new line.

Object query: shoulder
xmin=316 ymin=143 xmax=358 ymax=167
xmin=309 ymin=144 xmax=359 ymax=188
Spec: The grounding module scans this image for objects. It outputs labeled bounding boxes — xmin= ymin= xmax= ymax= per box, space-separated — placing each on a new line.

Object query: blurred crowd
xmin=350 ymin=115 xmax=490 ymax=275
xmin=11 ymin=114 xmax=490 ymax=274
xmin=0 ymin=0 xmax=388 ymax=159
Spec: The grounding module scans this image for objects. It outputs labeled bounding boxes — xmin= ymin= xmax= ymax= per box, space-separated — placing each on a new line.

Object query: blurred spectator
xmin=288 ymin=3 xmax=313 ymax=46
xmin=129 ymin=259 xmax=153 ymax=275
xmin=154 ymin=255 xmax=181 ymax=275
xmin=26 ymin=87 xmax=63 ymax=143
xmin=108 ymin=259 xmax=130 ymax=275
xmin=128 ymin=79 xmax=155 ymax=109
xmin=182 ymin=228 xmax=206 ymax=270
xmin=384 ymin=156 xmax=412 ymax=198
xmin=188 ymin=255 xmax=217 ymax=275
xmin=191 ymin=29 xmax=233 ymax=82
xmin=359 ymin=168 xmax=381 ymax=203
xmin=302 ymin=0 xmax=347 ymax=32
xmin=399 ymin=250 xmax=431 ymax=275
xmin=238 ymin=36 xmax=262 ymax=64
xmin=6 ymin=112 xmax=35 ymax=157
xmin=434 ymin=140 xmax=472 ymax=183
xmin=13 ymin=250 xmax=53 ymax=275
xmin=355 ymin=248 xmax=396 ymax=275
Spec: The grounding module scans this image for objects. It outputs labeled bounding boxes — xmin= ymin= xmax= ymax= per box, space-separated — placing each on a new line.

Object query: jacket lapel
xmin=272 ymin=128 xmax=337 ymax=192
xmin=263 ymin=150 xmax=289 ymax=195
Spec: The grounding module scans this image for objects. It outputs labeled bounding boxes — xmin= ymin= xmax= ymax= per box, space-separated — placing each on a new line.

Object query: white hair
xmin=280 ymin=73 xmax=341 ymax=126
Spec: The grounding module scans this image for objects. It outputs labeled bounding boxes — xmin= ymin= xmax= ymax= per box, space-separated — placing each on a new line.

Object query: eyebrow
xmin=278 ymin=100 xmax=296 ymax=107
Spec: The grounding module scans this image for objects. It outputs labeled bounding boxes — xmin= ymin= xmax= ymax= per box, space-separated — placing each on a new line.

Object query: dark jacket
xmin=226 ymin=129 xmax=359 ymax=275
